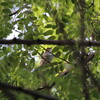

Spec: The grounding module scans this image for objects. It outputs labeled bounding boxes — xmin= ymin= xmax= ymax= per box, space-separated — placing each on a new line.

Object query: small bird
xmin=31 ymin=48 xmax=53 ymax=72
xmin=39 ymin=48 xmax=53 ymax=67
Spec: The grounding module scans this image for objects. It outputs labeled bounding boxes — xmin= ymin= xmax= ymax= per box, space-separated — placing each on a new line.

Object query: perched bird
xmin=39 ymin=48 xmax=53 ymax=67
xmin=31 ymin=48 xmax=53 ymax=72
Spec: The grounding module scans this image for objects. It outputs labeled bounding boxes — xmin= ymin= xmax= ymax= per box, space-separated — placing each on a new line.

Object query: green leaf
xmin=48 ymin=36 xmax=56 ymax=40
xmin=22 ymin=51 xmax=28 ymax=56
xmin=1 ymin=2 xmax=8 ymax=6
xmin=52 ymin=25 xmax=57 ymax=29
xmin=52 ymin=46 xmax=60 ymax=53
xmin=62 ymin=16 xmax=69 ymax=23
xmin=54 ymin=66 xmax=59 ymax=73
xmin=55 ymin=51 xmax=61 ymax=57
xmin=44 ymin=30 xmax=53 ymax=35
xmin=60 ymin=65 xmax=64 ymax=71
xmin=71 ymin=0 xmax=77 ymax=4
xmin=45 ymin=24 xmax=53 ymax=28
xmin=30 ymin=58 xmax=35 ymax=67
xmin=31 ymin=16 xmax=37 ymax=20
xmin=32 ymin=50 xmax=38 ymax=55
xmin=2 ymin=47 xmax=6 ymax=53
xmin=2 ymin=8 xmax=11 ymax=13
xmin=6 ymin=23 xmax=13 ymax=29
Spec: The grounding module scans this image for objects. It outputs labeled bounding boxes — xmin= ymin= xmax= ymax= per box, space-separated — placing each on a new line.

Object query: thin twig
xmin=9 ymin=5 xmax=31 ymax=16
xmin=35 ymin=82 xmax=55 ymax=91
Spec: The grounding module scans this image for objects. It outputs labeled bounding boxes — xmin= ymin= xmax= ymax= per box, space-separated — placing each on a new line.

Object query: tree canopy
xmin=0 ymin=0 xmax=100 ymax=100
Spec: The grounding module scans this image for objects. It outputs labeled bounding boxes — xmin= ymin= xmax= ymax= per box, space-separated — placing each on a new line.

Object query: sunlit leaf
xmin=44 ymin=30 xmax=53 ymax=35
xmin=48 ymin=36 xmax=56 ymax=40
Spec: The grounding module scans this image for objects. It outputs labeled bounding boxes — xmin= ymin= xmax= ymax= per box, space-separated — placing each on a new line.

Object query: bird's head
xmin=46 ymin=48 xmax=52 ymax=52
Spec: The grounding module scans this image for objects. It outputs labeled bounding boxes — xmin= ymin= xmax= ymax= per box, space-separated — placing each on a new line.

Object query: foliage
xmin=0 ymin=0 xmax=100 ymax=100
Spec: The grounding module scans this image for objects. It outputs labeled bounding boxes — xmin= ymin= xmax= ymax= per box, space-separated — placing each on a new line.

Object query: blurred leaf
xmin=48 ymin=36 xmax=56 ymax=40
xmin=52 ymin=46 xmax=60 ymax=53
xmin=45 ymin=24 xmax=53 ymax=28
xmin=44 ymin=30 xmax=53 ymax=35
xmin=32 ymin=50 xmax=38 ymax=55
xmin=1 ymin=2 xmax=8 ymax=6
xmin=71 ymin=0 xmax=77 ymax=4
xmin=60 ymin=65 xmax=64 ymax=71
xmin=6 ymin=23 xmax=13 ymax=29
xmin=55 ymin=51 xmax=61 ymax=57
xmin=2 ymin=8 xmax=11 ymax=13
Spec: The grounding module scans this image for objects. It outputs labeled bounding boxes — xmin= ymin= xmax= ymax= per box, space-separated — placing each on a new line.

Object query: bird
xmin=39 ymin=48 xmax=53 ymax=67
xmin=31 ymin=48 xmax=53 ymax=72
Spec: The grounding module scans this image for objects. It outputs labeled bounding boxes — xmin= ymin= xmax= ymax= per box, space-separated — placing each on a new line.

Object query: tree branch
xmin=9 ymin=5 xmax=31 ymax=16
xmin=35 ymin=82 xmax=55 ymax=91
xmin=0 ymin=82 xmax=58 ymax=100
xmin=79 ymin=0 xmax=90 ymax=99
xmin=0 ymin=38 xmax=100 ymax=46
